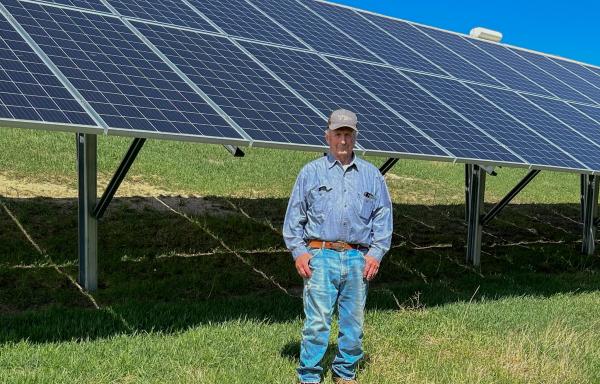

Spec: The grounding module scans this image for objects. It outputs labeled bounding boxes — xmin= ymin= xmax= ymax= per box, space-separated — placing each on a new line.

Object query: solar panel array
xmin=1 ymin=0 xmax=600 ymax=173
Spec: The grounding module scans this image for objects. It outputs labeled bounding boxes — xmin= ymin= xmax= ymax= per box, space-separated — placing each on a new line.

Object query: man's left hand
xmin=363 ymin=255 xmax=380 ymax=281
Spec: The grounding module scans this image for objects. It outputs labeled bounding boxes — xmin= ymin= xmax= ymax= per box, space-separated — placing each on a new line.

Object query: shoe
xmin=332 ymin=377 xmax=358 ymax=384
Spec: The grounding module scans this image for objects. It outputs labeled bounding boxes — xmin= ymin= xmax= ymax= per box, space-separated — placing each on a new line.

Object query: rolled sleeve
xmin=283 ymin=169 xmax=309 ymax=260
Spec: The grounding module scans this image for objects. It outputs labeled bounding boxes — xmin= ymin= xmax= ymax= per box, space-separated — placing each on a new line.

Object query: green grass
xmin=1 ymin=127 xmax=599 ymax=383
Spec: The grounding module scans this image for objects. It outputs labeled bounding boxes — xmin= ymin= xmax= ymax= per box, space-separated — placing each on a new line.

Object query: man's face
xmin=325 ymin=127 xmax=356 ymax=162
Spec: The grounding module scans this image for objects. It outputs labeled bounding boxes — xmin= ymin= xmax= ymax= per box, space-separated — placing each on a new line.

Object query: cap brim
xmin=329 ymin=122 xmax=357 ymax=131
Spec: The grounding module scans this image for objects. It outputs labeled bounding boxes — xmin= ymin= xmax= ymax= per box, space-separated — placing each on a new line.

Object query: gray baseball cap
xmin=328 ymin=109 xmax=358 ymax=131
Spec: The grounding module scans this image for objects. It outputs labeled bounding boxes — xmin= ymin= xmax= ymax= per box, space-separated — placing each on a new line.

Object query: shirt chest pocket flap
xmin=308 ymin=184 xmax=332 ymax=214
xmin=360 ymin=191 xmax=377 ymax=220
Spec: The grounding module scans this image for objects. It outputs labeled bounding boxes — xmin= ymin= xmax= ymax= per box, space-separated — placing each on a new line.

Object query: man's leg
xmin=298 ymin=249 xmax=340 ymax=383
xmin=332 ymin=250 xmax=368 ymax=380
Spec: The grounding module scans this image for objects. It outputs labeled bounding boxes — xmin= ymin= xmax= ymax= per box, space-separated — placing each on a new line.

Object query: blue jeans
xmin=297 ymin=247 xmax=368 ymax=383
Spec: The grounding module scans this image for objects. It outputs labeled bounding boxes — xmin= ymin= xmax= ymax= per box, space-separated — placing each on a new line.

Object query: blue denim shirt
xmin=283 ymin=153 xmax=393 ymax=262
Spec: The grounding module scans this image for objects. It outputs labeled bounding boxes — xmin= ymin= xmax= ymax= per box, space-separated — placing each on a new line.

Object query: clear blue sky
xmin=332 ymin=0 xmax=600 ymax=67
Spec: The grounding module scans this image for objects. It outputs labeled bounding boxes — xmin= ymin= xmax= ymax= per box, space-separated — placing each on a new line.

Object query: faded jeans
xmin=297 ymin=247 xmax=368 ymax=383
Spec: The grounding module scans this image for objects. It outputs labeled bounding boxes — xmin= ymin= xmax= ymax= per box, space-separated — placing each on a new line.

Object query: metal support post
xmin=481 ymin=170 xmax=540 ymax=226
xmin=466 ymin=164 xmax=486 ymax=267
xmin=581 ymin=174 xmax=599 ymax=256
xmin=580 ymin=174 xmax=586 ymax=222
xmin=77 ymin=133 xmax=98 ymax=291
xmin=465 ymin=164 xmax=471 ymax=221
xmin=93 ymin=137 xmax=146 ymax=220
xmin=379 ymin=158 xmax=399 ymax=175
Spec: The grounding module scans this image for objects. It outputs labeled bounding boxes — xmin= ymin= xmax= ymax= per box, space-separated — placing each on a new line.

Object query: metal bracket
xmin=223 ymin=145 xmax=245 ymax=157
xmin=379 ymin=158 xmax=399 ymax=175
xmin=481 ymin=169 xmax=540 ymax=226
xmin=93 ymin=138 xmax=146 ymax=220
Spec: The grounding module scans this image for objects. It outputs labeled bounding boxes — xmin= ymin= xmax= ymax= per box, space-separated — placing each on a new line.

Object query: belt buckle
xmin=331 ymin=242 xmax=347 ymax=252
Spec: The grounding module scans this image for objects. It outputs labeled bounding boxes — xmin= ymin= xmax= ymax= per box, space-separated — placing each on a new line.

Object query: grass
xmin=1 ymin=127 xmax=599 ymax=383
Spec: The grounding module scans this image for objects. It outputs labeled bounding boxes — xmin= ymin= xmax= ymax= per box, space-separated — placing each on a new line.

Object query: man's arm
xmin=364 ymin=174 xmax=393 ymax=280
xmin=283 ymin=169 xmax=313 ymax=278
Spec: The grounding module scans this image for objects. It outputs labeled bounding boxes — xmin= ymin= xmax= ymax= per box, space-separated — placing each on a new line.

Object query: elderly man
xmin=283 ymin=109 xmax=393 ymax=384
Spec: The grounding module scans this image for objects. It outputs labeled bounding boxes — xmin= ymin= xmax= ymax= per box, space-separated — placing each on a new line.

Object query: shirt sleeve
xmin=367 ymin=174 xmax=393 ymax=262
xmin=283 ymin=168 xmax=310 ymax=260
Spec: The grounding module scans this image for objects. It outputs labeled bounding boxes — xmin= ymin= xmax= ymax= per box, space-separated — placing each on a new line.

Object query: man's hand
xmin=295 ymin=252 xmax=313 ymax=278
xmin=363 ymin=255 xmax=380 ymax=281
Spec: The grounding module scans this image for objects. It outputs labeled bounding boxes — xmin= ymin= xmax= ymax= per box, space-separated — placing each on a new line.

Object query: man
xmin=283 ymin=109 xmax=393 ymax=384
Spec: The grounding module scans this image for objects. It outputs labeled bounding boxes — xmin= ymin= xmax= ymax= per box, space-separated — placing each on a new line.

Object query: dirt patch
xmin=0 ymin=173 xmax=235 ymax=217
xmin=0 ymin=172 xmax=170 ymax=198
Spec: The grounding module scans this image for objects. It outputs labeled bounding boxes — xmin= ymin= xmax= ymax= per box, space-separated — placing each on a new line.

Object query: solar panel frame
xmin=102 ymin=0 xmax=218 ymax=33
xmin=570 ymin=103 xmax=600 ymax=127
xmin=406 ymin=72 xmax=591 ymax=172
xmin=6 ymin=0 xmax=250 ymax=145
xmin=304 ymin=1 xmax=444 ymax=75
xmin=328 ymin=57 xmax=526 ymax=166
xmin=469 ymin=38 xmax=596 ymax=105
xmin=131 ymin=20 xmax=331 ymax=149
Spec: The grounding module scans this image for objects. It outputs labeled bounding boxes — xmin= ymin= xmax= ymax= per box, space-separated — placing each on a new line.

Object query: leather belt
xmin=308 ymin=240 xmax=362 ymax=251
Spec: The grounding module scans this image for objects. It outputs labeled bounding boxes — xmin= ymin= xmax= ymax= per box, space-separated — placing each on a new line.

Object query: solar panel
xmin=571 ymin=103 xmax=600 ymax=125
xmin=416 ymin=25 xmax=553 ymax=97
xmin=6 ymin=0 xmax=244 ymax=141
xmin=304 ymin=1 xmax=443 ymax=74
xmin=550 ymin=58 xmax=600 ymax=92
xmin=0 ymin=9 xmax=95 ymax=127
xmin=361 ymin=13 xmax=503 ymax=87
xmin=329 ymin=57 xmax=524 ymax=164
xmin=241 ymin=41 xmax=449 ymax=157
xmin=133 ymin=20 xmax=327 ymax=147
xmin=104 ymin=0 xmax=218 ymax=33
xmin=511 ymin=48 xmax=600 ymax=105
xmin=584 ymin=65 xmax=600 ymax=79
xmin=248 ymin=0 xmax=379 ymax=63
xmin=407 ymin=73 xmax=586 ymax=170
xmin=470 ymin=39 xmax=595 ymax=105
xmin=31 ymin=0 xmax=111 ymax=13
xmin=523 ymin=95 xmax=600 ymax=146
xmin=188 ymin=0 xmax=304 ymax=49
xmin=471 ymin=84 xmax=600 ymax=170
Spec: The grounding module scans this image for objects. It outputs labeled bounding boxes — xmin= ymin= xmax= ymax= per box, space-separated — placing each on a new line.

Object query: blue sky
xmin=332 ymin=0 xmax=600 ymax=67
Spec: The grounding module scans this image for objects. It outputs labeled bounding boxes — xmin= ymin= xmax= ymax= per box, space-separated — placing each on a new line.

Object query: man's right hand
xmin=295 ymin=252 xmax=313 ymax=278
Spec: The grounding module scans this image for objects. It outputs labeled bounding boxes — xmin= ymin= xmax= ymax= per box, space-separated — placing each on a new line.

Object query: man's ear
xmin=324 ymin=129 xmax=330 ymax=145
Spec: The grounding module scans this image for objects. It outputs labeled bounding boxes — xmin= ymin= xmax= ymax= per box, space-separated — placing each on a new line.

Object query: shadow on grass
xmin=1 ymin=195 xmax=599 ymax=344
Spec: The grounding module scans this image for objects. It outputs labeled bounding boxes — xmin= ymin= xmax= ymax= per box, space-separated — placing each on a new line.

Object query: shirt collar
xmin=327 ymin=152 xmax=358 ymax=171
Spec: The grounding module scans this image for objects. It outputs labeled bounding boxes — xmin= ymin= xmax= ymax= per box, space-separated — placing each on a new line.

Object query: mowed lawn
xmin=0 ymin=128 xmax=599 ymax=383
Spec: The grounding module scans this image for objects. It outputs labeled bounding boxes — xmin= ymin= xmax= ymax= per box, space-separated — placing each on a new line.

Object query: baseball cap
xmin=328 ymin=109 xmax=358 ymax=131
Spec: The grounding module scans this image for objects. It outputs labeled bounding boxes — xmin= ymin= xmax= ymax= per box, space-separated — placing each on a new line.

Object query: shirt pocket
xmin=308 ymin=184 xmax=332 ymax=218
xmin=359 ymin=191 xmax=377 ymax=220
